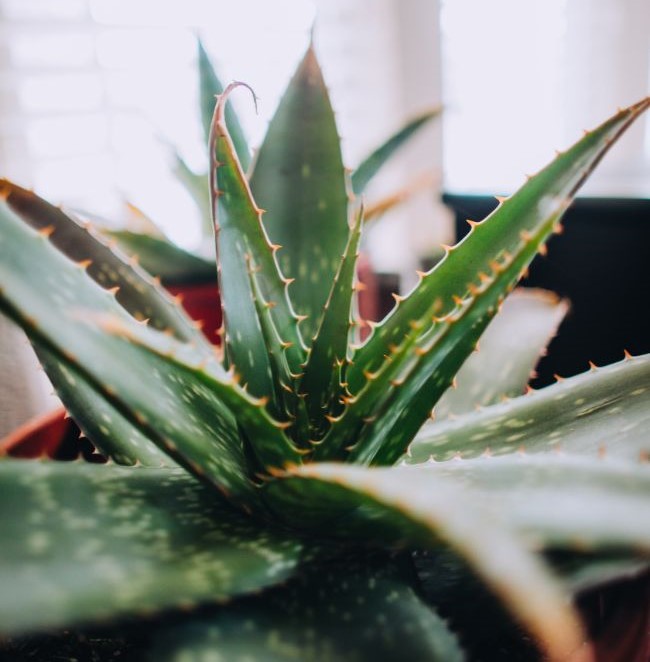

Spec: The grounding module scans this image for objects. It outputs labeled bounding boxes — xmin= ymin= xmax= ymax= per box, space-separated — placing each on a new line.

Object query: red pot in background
xmin=167 ymin=256 xmax=381 ymax=345
xmin=166 ymin=281 xmax=223 ymax=345
xmin=357 ymin=253 xmax=379 ymax=337
xmin=0 ymin=407 xmax=75 ymax=459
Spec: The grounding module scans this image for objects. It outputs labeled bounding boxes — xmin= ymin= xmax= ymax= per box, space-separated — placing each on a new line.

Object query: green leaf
xmin=278 ymin=463 xmax=586 ymax=661
xmin=198 ymin=39 xmax=250 ymax=170
xmin=299 ymin=208 xmax=363 ymax=437
xmin=210 ymin=84 xmax=306 ymax=400
xmin=0 ymin=460 xmax=304 ymax=634
xmin=348 ymin=99 xmax=650 ymax=395
xmin=35 ymin=344 xmax=171 ymax=466
xmin=351 ymin=108 xmax=441 ymax=195
xmin=336 ymin=98 xmax=650 ymax=464
xmin=407 ymin=352 xmax=650 ymax=463
xmin=249 ymin=47 xmax=349 ymax=340
xmin=108 ymin=228 xmax=216 ymax=285
xmin=434 ymin=288 xmax=568 ymax=419
xmin=101 ymin=315 xmax=304 ymax=470
xmin=148 ymin=558 xmax=465 ymax=662
xmin=317 ymin=255 xmax=525 ymax=464
xmin=0 ymin=180 xmax=208 ymax=346
xmin=246 ymin=256 xmax=310 ymax=447
xmin=398 ymin=455 xmax=650 ymax=552
xmin=0 ymin=181 xmax=214 ymax=467
xmin=412 ymin=547 xmax=543 ymax=661
xmin=0 ymin=203 xmax=257 ymax=503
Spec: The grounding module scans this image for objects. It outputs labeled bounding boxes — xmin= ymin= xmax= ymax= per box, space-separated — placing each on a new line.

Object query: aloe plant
xmin=0 ymin=46 xmax=649 ymax=661
xmin=108 ymin=39 xmax=440 ymax=284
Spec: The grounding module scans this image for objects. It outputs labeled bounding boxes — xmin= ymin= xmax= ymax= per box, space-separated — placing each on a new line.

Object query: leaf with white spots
xmin=330 ymin=99 xmax=650 ymax=466
xmin=0 ymin=186 xmax=201 ymax=467
xmin=0 ymin=460 xmax=305 ymax=635
xmin=35 ymin=344 xmax=172 ymax=466
xmin=277 ymin=463 xmax=587 ymax=662
xmin=100 ymin=315 xmax=304 ymax=470
xmin=408 ymin=353 xmax=650 ymax=463
xmin=434 ymin=288 xmax=568 ymax=419
xmin=397 ymin=455 xmax=650 ymax=552
xmin=0 ymin=180 xmax=209 ymax=347
xmin=347 ymin=99 xmax=650 ymax=396
xmin=148 ymin=557 xmax=465 ymax=662
xmin=351 ymin=107 xmax=442 ymax=195
xmin=210 ymin=84 xmax=305 ymax=403
xmin=299 ymin=208 xmax=363 ymax=437
xmin=0 ymin=204 xmax=258 ymax=503
xmin=249 ymin=47 xmax=350 ymax=341
xmin=317 ymin=256 xmax=543 ymax=465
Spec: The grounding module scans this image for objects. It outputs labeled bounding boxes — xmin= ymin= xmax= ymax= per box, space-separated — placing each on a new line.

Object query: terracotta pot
xmin=166 ymin=281 xmax=223 ymax=345
xmin=0 ymin=407 xmax=75 ymax=459
xmin=357 ymin=253 xmax=380 ymax=332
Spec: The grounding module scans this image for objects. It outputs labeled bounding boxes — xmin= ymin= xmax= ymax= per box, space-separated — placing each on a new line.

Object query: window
xmin=0 ymin=0 xmax=444 ymax=269
xmin=440 ymin=0 xmax=650 ymax=195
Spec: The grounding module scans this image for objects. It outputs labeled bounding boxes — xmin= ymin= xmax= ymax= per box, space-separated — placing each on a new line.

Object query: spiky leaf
xmin=336 ymin=99 xmax=650 ymax=464
xmin=434 ymin=288 xmax=568 ymax=418
xmin=198 ymin=39 xmax=250 ymax=170
xmin=397 ymin=455 xmax=650 ymax=551
xmin=275 ymin=463 xmax=586 ymax=661
xmin=0 ymin=203 xmax=260 ymax=502
xmin=35 ymin=344 xmax=171 ymax=466
xmin=0 ymin=181 xmax=215 ymax=466
xmin=210 ymin=84 xmax=305 ymax=405
xmin=102 ymin=316 xmax=304 ymax=470
xmin=351 ymin=108 xmax=441 ymax=195
xmin=408 ymin=353 xmax=650 ymax=463
xmin=348 ymin=99 xmax=650 ymax=393
xmin=246 ymin=257 xmax=310 ymax=446
xmin=0 ymin=180 xmax=207 ymax=345
xmin=249 ymin=47 xmax=349 ymax=340
xmin=148 ymin=558 xmax=465 ymax=662
xmin=0 ymin=461 xmax=304 ymax=634
xmin=299 ymin=208 xmax=363 ymax=435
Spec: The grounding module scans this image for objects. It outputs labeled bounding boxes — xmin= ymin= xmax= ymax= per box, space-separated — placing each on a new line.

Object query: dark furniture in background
xmin=443 ymin=193 xmax=650 ymax=387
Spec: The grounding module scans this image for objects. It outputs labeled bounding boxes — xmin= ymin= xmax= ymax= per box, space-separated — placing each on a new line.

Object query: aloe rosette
xmin=0 ymin=47 xmax=649 ymax=661
xmin=107 ymin=40 xmax=440 ymax=285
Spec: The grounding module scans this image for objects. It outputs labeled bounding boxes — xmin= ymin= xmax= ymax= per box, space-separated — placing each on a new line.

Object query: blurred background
xmin=1 ymin=0 xmax=649 ymax=434
xmin=1 ymin=0 xmax=647 ymax=263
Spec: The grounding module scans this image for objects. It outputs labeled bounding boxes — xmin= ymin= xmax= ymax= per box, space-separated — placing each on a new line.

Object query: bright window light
xmin=0 ymin=0 xmax=317 ymax=249
xmin=440 ymin=0 xmax=650 ymax=196
xmin=0 ymin=0 xmax=443 ymax=267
